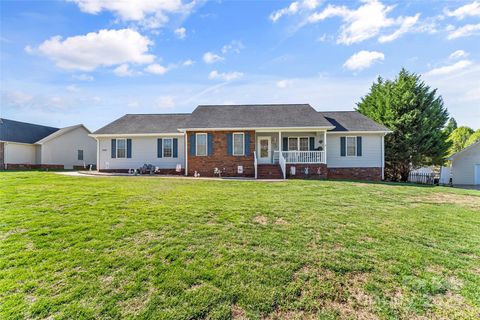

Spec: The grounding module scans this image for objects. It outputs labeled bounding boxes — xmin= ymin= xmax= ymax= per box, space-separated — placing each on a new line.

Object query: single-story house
xmin=90 ymin=104 xmax=391 ymax=180
xmin=448 ymin=141 xmax=480 ymax=186
xmin=0 ymin=118 xmax=96 ymax=170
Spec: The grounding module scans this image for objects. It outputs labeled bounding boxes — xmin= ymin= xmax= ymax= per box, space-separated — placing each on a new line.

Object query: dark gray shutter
xmin=244 ymin=132 xmax=250 ymax=156
xmin=282 ymin=137 xmax=288 ymax=151
xmin=126 ymin=139 xmax=132 ymax=158
xmin=111 ymin=139 xmax=116 ymax=158
xmin=173 ymin=138 xmax=178 ymax=158
xmin=309 ymin=137 xmax=315 ymax=150
xmin=340 ymin=137 xmax=346 ymax=157
xmin=207 ymin=133 xmax=213 ymax=156
xmin=189 ymin=134 xmax=196 ymax=156
xmin=357 ymin=136 xmax=362 ymax=156
xmin=157 ymin=139 xmax=162 ymax=158
xmin=226 ymin=133 xmax=233 ymax=155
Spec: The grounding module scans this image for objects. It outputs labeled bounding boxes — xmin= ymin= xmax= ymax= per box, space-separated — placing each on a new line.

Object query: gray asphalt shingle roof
xmin=320 ymin=111 xmax=390 ymax=132
xmin=0 ymin=118 xmax=59 ymax=144
xmin=93 ymin=114 xmax=191 ymax=134
xmin=183 ymin=104 xmax=333 ymax=129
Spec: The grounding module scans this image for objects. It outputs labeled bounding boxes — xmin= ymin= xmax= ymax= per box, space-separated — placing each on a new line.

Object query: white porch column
xmin=278 ymin=131 xmax=281 ymax=153
xmin=184 ymin=132 xmax=188 ymax=176
xmin=323 ymin=130 xmax=327 ymax=164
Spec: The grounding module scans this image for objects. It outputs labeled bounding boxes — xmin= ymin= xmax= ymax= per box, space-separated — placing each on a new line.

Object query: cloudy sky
xmin=1 ymin=0 xmax=479 ymax=130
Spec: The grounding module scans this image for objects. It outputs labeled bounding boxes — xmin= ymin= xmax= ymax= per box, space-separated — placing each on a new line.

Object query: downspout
xmin=381 ymin=133 xmax=385 ymax=180
xmin=95 ymin=137 xmax=100 ymax=171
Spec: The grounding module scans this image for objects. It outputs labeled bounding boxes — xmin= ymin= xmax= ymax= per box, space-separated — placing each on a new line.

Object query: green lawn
xmin=1 ymin=172 xmax=479 ymax=320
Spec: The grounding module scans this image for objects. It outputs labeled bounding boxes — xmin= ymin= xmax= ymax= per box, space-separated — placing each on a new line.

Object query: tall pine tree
xmin=357 ymin=69 xmax=450 ymax=181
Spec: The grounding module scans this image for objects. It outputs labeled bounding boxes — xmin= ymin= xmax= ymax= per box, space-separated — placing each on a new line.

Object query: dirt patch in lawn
xmin=231 ymin=304 xmax=247 ymax=319
xmin=120 ymin=286 xmax=155 ymax=316
xmin=425 ymin=292 xmax=480 ymax=319
xmin=253 ymin=216 xmax=268 ymax=225
xmin=414 ymin=193 xmax=480 ymax=210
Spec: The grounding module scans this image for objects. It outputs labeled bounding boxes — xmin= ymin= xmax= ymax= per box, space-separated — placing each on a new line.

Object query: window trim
xmin=162 ymin=138 xmax=173 ymax=158
xmin=232 ymin=132 xmax=245 ymax=156
xmin=195 ymin=133 xmax=208 ymax=156
xmin=346 ymin=136 xmax=357 ymax=157
xmin=287 ymin=136 xmax=311 ymax=151
xmin=77 ymin=149 xmax=84 ymax=161
xmin=116 ymin=138 xmax=127 ymax=158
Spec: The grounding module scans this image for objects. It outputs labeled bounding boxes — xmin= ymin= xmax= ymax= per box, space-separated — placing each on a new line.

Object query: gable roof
xmin=36 ymin=124 xmax=90 ymax=144
xmin=0 ymin=118 xmax=59 ymax=144
xmin=320 ymin=111 xmax=390 ymax=132
xmin=448 ymin=140 xmax=480 ymax=160
xmin=183 ymin=104 xmax=334 ymax=129
xmin=93 ymin=114 xmax=191 ymax=135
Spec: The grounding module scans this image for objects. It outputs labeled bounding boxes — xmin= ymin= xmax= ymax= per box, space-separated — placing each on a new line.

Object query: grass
xmin=1 ymin=172 xmax=479 ymax=320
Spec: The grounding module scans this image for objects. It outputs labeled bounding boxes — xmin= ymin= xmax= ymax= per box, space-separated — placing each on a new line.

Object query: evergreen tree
xmin=444 ymin=118 xmax=457 ymax=136
xmin=357 ymin=68 xmax=450 ymax=181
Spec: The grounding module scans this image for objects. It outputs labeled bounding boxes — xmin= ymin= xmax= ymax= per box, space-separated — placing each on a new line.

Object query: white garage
xmin=448 ymin=141 xmax=480 ymax=186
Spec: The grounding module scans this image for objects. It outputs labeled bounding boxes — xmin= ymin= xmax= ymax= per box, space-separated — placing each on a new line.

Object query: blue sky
xmin=1 ymin=0 xmax=479 ymax=130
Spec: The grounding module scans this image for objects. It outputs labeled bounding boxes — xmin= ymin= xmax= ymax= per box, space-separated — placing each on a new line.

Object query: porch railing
xmin=274 ymin=151 xmax=325 ymax=164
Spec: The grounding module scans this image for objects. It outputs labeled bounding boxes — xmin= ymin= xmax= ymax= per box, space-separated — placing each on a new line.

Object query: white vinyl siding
xmin=4 ymin=143 xmax=37 ymax=164
xmin=451 ymin=143 xmax=480 ymax=185
xmin=98 ymin=136 xmax=185 ymax=170
xmin=327 ymin=133 xmax=382 ymax=168
xmin=233 ymin=133 xmax=244 ymax=156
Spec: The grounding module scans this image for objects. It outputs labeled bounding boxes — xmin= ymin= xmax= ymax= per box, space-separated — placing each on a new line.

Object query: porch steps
xmin=257 ymin=164 xmax=284 ymax=179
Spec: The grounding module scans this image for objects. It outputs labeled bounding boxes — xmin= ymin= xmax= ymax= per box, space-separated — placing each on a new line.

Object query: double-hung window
xmin=77 ymin=149 xmax=84 ymax=161
xmin=117 ymin=139 xmax=126 ymax=158
xmin=288 ymin=137 xmax=310 ymax=151
xmin=233 ymin=133 xmax=244 ymax=156
xmin=196 ymin=133 xmax=207 ymax=156
xmin=163 ymin=138 xmax=173 ymax=157
xmin=346 ymin=136 xmax=357 ymax=157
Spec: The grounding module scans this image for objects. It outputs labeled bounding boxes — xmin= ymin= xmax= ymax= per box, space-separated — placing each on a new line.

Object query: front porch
xmin=254 ymin=130 xmax=327 ymax=179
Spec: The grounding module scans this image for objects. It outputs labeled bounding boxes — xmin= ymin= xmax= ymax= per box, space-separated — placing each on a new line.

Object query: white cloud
xmin=183 ymin=59 xmax=194 ymax=66
xmin=447 ymin=23 xmax=480 ymax=39
xmin=203 ymin=52 xmax=224 ymax=64
xmin=113 ymin=64 xmax=135 ymax=77
xmin=34 ymin=29 xmax=155 ymax=71
xmin=445 ymin=1 xmax=480 ymax=20
xmin=343 ymin=50 xmax=384 ymax=71
xmin=269 ymin=0 xmax=320 ymax=22
xmin=425 ymin=60 xmax=473 ymax=76
xmin=307 ymin=0 xmax=419 ymax=45
xmin=449 ymin=50 xmax=468 ymax=60
xmin=155 ymin=95 xmax=175 ymax=109
xmin=276 ymin=79 xmax=292 ymax=88
xmin=174 ymin=27 xmax=186 ymax=39
xmin=3 ymin=91 xmax=34 ymax=106
xmin=73 ymin=74 xmax=94 ymax=81
xmin=221 ymin=40 xmax=245 ymax=54
xmin=68 ymin=0 xmax=196 ymax=29
xmin=378 ymin=14 xmax=420 ymax=43
xmin=66 ymin=84 xmax=79 ymax=92
xmin=144 ymin=63 xmax=169 ymax=75
xmin=208 ymin=70 xmax=244 ymax=81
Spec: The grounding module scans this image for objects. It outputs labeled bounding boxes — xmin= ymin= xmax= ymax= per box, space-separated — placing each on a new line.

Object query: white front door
xmin=257 ymin=137 xmax=271 ymax=164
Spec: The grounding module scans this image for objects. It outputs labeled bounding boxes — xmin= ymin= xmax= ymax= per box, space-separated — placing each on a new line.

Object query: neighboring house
xmin=448 ymin=141 xmax=480 ymax=186
xmin=91 ymin=104 xmax=391 ymax=180
xmin=0 ymin=118 xmax=96 ymax=170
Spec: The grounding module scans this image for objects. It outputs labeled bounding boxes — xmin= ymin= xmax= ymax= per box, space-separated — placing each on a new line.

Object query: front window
xmin=233 ymin=133 xmax=244 ymax=156
xmin=163 ymin=138 xmax=172 ymax=157
xmin=346 ymin=136 xmax=356 ymax=156
xmin=77 ymin=149 xmax=84 ymax=161
xmin=299 ymin=137 xmax=309 ymax=151
xmin=117 ymin=139 xmax=126 ymax=158
xmin=196 ymin=133 xmax=207 ymax=156
xmin=288 ymin=137 xmax=298 ymax=151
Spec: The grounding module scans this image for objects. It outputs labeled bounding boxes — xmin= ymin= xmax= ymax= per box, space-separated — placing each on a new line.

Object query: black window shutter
xmin=340 ymin=137 xmax=346 ymax=157
xmin=226 ymin=133 xmax=233 ymax=155
xmin=282 ymin=137 xmax=288 ymax=151
xmin=244 ymin=132 xmax=250 ymax=156
xmin=173 ymin=138 xmax=178 ymax=158
xmin=127 ymin=139 xmax=132 ymax=158
xmin=111 ymin=139 xmax=116 ymax=158
xmin=309 ymin=137 xmax=315 ymax=150
xmin=189 ymin=134 xmax=196 ymax=156
xmin=207 ymin=133 xmax=213 ymax=156
xmin=357 ymin=136 xmax=362 ymax=156
xmin=157 ymin=139 xmax=162 ymax=158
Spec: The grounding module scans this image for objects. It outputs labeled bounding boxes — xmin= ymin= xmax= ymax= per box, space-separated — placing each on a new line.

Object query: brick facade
xmin=99 ymin=168 xmax=184 ymax=175
xmin=286 ymin=164 xmax=327 ymax=179
xmin=3 ymin=163 xmax=64 ymax=170
xmin=327 ymin=167 xmax=382 ymax=181
xmin=187 ymin=130 xmax=255 ymax=177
